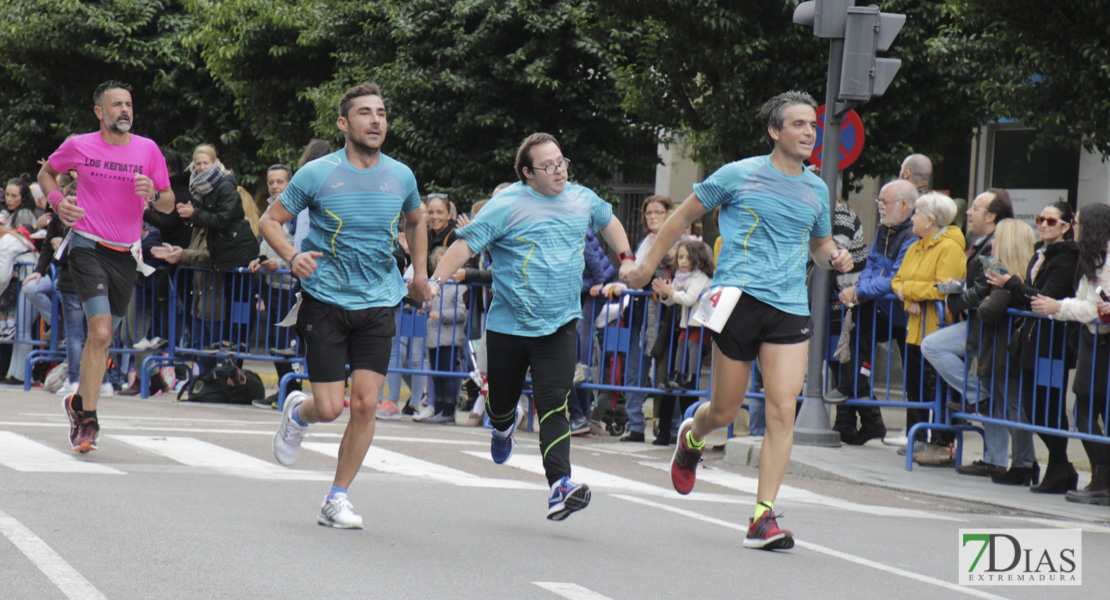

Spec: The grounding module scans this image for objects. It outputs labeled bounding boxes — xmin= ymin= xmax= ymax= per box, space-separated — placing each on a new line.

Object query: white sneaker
xmin=413 ymin=403 xmax=435 ymax=422
xmin=318 ymin=492 xmax=363 ymax=529
xmin=273 ymin=391 xmax=308 ymax=466
xmin=572 ymin=363 xmax=588 ymax=385
xmin=56 ymin=380 xmax=79 ymax=397
xmin=133 ymin=337 xmax=152 ymax=350
xmin=99 ymin=382 xmax=115 ymax=397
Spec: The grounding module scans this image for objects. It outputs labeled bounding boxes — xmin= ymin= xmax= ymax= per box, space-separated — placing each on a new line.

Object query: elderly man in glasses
xmin=427 ymin=132 xmax=635 ymax=521
xmin=825 ymin=179 xmax=920 ymax=445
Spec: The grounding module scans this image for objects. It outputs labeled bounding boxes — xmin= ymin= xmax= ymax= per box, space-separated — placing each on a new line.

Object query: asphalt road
xmin=1 ymin=391 xmax=1106 ymax=600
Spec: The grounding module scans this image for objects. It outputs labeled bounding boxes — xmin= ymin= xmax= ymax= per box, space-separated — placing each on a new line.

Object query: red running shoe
xmin=74 ymin=418 xmax=100 ymax=454
xmin=670 ymin=418 xmax=702 ymax=495
xmin=62 ymin=394 xmax=81 ymax=450
xmin=743 ymin=511 xmax=795 ymax=550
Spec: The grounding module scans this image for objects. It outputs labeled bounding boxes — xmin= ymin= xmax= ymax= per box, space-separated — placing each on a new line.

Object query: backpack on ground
xmin=177 ymin=361 xmax=265 ymax=405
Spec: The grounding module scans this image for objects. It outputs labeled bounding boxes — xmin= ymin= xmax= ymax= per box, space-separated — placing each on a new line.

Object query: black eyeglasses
xmin=1034 ymin=216 xmax=1067 ymax=227
xmin=530 ymin=158 xmax=571 ymax=175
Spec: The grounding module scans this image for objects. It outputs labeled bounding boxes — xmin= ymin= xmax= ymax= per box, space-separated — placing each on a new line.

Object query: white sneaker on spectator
xmin=56 ymin=380 xmax=78 ymax=397
xmin=413 ymin=403 xmax=436 ymax=422
xmin=572 ymin=363 xmax=588 ymax=386
xmin=99 ymin=382 xmax=115 ymax=397
xmin=133 ymin=337 xmax=152 ymax=350
xmin=318 ymin=492 xmax=363 ymax=529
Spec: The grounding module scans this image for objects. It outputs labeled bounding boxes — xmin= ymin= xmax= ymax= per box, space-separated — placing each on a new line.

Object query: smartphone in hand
xmin=979 ymin=254 xmax=1009 ymax=275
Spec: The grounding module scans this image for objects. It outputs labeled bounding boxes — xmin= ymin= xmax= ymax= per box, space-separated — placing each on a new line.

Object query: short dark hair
xmin=93 ymin=80 xmax=132 ymax=106
xmin=514 ymin=133 xmax=561 ymax=184
xmin=986 ymin=188 xmax=1014 ymax=222
xmin=267 ymin=163 xmax=292 ymax=180
xmin=338 ymin=83 xmax=382 ymax=120
xmin=760 ymin=91 xmax=818 ymax=147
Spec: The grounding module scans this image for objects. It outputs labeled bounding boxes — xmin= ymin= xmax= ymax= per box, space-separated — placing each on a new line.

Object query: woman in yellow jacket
xmin=891 ymin=193 xmax=966 ymax=459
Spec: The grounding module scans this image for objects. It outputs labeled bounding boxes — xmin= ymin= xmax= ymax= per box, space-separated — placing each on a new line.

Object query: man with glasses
xmin=427 ymin=132 xmax=635 ymax=521
xmin=825 ymin=179 xmax=918 ymax=445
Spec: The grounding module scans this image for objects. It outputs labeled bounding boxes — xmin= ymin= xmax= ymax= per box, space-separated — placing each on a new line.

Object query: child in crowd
xmin=651 ymin=239 xmax=714 ymax=444
xmin=417 ymin=246 xmax=467 ymax=424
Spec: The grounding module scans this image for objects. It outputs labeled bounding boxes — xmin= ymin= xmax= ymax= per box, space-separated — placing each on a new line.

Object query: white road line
xmin=533 ymin=581 xmax=615 ymax=600
xmin=111 ymin=435 xmax=331 ymax=481
xmin=463 ymin=451 xmax=665 ymax=495
xmin=2 ymin=422 xmax=488 ymax=445
xmin=0 ymin=432 xmax=124 ymax=475
xmin=612 ymin=495 xmax=1009 ymax=600
xmin=304 ymin=443 xmax=543 ymax=490
xmin=462 ymin=451 xmax=752 ymax=504
xmin=0 ymin=508 xmax=108 ymax=600
xmin=638 ymin=461 xmax=965 ymax=522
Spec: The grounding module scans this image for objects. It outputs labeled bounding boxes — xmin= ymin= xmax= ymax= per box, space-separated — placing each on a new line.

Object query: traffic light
xmin=838 ymin=6 xmax=906 ymax=101
xmin=792 ymin=0 xmax=852 ymax=38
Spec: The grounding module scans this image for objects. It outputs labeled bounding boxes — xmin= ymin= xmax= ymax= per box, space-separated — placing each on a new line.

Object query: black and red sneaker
xmin=670 ymin=418 xmax=702 ymax=495
xmin=74 ymin=418 xmax=100 ymax=454
xmin=743 ymin=511 xmax=795 ymax=550
xmin=62 ymin=394 xmax=81 ymax=450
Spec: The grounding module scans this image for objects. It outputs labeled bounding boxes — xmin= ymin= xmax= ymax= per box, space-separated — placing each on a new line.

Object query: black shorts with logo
xmin=296 ymin=291 xmax=395 ymax=381
xmin=67 ymin=235 xmax=136 ymax=318
xmin=713 ymin=292 xmax=814 ymax=362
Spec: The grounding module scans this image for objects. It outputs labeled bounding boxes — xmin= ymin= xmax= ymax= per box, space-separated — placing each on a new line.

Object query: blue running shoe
xmin=490 ymin=416 xmax=517 ymax=464
xmin=547 ymin=476 xmax=591 ymax=521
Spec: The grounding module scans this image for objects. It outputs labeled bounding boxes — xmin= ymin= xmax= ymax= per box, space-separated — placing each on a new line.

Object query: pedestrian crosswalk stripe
xmin=111 ymin=435 xmax=331 ymax=481
xmin=0 ymin=431 xmax=124 ymax=474
xmin=303 ymin=442 xmax=543 ymax=490
xmin=462 ymin=451 xmax=666 ymax=495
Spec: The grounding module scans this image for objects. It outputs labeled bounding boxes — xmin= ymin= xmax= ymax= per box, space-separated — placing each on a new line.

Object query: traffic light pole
xmin=794 ymin=37 xmax=846 ymax=447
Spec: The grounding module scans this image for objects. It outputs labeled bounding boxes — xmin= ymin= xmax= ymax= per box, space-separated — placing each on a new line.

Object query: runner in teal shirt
xmin=430 ymin=133 xmax=635 ymax=521
xmin=624 ymin=92 xmax=853 ymax=550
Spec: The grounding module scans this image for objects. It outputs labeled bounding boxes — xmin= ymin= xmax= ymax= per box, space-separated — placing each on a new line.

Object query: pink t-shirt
xmin=48 ymin=132 xmax=170 ymax=245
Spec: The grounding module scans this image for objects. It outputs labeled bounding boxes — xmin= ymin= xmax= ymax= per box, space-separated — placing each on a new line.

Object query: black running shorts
xmin=713 ymin=292 xmax=814 ymax=362
xmin=67 ymin=235 xmax=136 ymax=319
xmin=296 ymin=291 xmax=395 ymax=381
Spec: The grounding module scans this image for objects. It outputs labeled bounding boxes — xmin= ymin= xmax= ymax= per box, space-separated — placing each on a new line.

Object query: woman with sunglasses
xmin=985 ymin=201 xmax=1078 ymax=492
xmin=1032 ymin=203 xmax=1110 ymax=505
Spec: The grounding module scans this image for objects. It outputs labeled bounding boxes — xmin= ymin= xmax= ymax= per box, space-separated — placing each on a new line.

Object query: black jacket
xmin=144 ymin=171 xmax=193 ymax=249
xmin=947 ymin=229 xmax=995 ymax=354
xmin=1005 ymin=240 xmax=1079 ymax=369
xmin=187 ymin=174 xmax=258 ymax=271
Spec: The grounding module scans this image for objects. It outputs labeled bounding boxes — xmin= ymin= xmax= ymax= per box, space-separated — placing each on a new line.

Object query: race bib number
xmin=689 ymin=286 xmax=742 ymax=333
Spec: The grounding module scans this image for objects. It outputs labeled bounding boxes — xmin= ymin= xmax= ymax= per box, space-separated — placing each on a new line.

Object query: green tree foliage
xmin=0 ymin=0 xmax=266 ymax=185
xmin=190 ymin=0 xmax=655 ymax=205
xmin=936 ymin=0 xmax=1110 ymax=156
xmin=583 ymin=1 xmax=985 ymax=184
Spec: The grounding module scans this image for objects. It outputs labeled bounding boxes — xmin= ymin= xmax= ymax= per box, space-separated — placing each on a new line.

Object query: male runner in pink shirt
xmin=38 ymin=80 xmax=174 ymax=453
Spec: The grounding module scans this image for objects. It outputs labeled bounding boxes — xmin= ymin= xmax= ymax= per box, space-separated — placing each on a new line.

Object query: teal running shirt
xmin=279 ymin=149 xmax=421 ymax=309
xmin=456 ymin=182 xmax=613 ymax=336
xmin=695 ymin=155 xmax=830 ymax=316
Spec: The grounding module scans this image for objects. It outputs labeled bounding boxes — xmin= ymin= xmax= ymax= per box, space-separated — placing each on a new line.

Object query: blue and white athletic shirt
xmin=694 ymin=155 xmax=830 ymax=316
xmin=456 ymin=182 xmax=613 ymax=337
xmin=279 ymin=149 xmax=421 ymax=309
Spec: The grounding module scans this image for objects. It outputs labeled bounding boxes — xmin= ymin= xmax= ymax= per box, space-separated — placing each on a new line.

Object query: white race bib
xmin=689 ymin=286 xmax=742 ymax=333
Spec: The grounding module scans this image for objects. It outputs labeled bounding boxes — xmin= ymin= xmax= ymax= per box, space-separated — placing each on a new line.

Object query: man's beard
xmin=112 ymin=117 xmax=132 ymax=133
